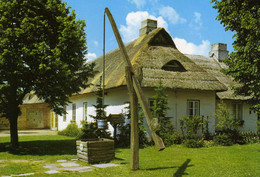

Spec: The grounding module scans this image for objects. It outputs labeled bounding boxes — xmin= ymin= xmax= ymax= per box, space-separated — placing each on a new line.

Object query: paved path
xmin=1 ymin=159 xmax=119 ymax=176
xmin=0 ymin=129 xmax=57 ymax=137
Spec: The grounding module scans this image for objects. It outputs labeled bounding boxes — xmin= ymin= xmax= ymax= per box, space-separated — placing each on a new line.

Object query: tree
xmin=90 ymin=84 xmax=108 ymax=121
xmin=211 ymin=0 xmax=260 ymax=113
xmin=0 ymin=0 xmax=94 ymax=148
xmin=89 ymin=84 xmax=110 ymax=138
xmin=152 ymin=81 xmax=175 ymax=146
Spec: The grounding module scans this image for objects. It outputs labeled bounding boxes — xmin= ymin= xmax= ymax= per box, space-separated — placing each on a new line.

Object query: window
xmin=187 ymin=100 xmax=200 ymax=116
xmin=72 ymin=103 xmax=76 ymax=121
xmin=232 ymin=103 xmax=242 ymax=120
xmin=162 ymin=60 xmax=186 ymax=72
xmin=83 ymin=102 xmax=87 ymax=121
xmin=148 ymin=98 xmax=155 ymax=112
xmin=63 ymin=106 xmax=67 ymax=122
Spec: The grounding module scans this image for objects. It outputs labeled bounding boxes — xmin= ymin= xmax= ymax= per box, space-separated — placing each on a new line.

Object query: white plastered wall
xmin=218 ymin=100 xmax=258 ymax=132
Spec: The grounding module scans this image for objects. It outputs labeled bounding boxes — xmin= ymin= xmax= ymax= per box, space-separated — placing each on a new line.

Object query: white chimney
xmin=139 ymin=19 xmax=157 ymax=37
xmin=209 ymin=43 xmax=229 ymax=62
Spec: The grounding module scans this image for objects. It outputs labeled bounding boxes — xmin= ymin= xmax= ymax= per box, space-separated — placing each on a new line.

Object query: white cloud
xmin=173 ymin=37 xmax=210 ymax=56
xmin=194 ymin=12 xmax=201 ymax=24
xmin=85 ymin=52 xmax=97 ymax=61
xmin=190 ymin=12 xmax=202 ymax=30
xmin=120 ymin=11 xmax=168 ymax=43
xmin=159 ymin=6 xmax=186 ymax=24
xmin=128 ymin=0 xmax=146 ymax=8
xmin=93 ymin=40 xmax=99 ymax=46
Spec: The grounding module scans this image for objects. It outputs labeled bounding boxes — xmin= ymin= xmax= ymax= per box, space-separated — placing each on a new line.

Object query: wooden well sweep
xmin=76 ymin=138 xmax=115 ymax=164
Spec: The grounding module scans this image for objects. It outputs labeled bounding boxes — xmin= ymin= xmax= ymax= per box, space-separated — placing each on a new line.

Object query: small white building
xmin=57 ymin=19 xmax=258 ymax=134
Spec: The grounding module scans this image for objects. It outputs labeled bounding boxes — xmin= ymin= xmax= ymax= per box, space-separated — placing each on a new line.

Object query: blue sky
xmin=64 ymin=0 xmax=234 ymax=61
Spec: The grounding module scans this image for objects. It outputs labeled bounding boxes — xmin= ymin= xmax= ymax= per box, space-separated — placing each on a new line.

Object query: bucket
xmin=97 ymin=119 xmax=107 ymax=129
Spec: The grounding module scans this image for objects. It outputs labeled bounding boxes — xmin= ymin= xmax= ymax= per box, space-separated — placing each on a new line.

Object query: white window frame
xmin=187 ymin=100 xmax=200 ymax=116
xmin=232 ymin=102 xmax=243 ymax=120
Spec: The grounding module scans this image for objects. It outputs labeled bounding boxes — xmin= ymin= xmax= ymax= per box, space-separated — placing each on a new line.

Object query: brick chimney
xmin=139 ymin=19 xmax=157 ymax=37
xmin=209 ymin=43 xmax=229 ymax=62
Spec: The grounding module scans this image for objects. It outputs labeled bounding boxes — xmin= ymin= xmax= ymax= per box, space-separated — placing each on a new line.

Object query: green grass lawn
xmin=0 ymin=135 xmax=259 ymax=176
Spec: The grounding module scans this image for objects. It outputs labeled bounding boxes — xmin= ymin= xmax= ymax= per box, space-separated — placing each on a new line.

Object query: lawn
xmin=0 ymin=135 xmax=259 ymax=177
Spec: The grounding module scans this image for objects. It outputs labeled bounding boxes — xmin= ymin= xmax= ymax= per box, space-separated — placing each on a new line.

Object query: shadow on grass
xmin=173 ymin=159 xmax=193 ymax=177
xmin=145 ymin=166 xmax=178 ymax=171
xmin=0 ymin=139 xmax=77 ymax=155
xmin=144 ymin=159 xmax=192 ymax=174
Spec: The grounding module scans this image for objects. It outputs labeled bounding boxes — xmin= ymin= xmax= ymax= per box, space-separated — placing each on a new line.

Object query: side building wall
xmin=217 ymin=100 xmax=258 ymax=132
xmin=0 ymin=103 xmax=50 ymax=130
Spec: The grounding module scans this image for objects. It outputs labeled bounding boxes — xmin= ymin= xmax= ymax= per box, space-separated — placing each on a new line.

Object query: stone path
xmin=1 ymin=159 xmax=119 ymax=177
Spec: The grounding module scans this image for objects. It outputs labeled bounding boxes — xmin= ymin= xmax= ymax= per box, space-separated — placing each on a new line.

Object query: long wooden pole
xmin=102 ymin=12 xmax=106 ymax=118
xmin=125 ymin=66 xmax=139 ymax=170
xmin=105 ymin=8 xmax=165 ymax=151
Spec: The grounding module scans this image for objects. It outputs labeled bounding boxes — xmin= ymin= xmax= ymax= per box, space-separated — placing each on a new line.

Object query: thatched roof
xmin=23 ymin=27 xmax=249 ymax=103
xmin=185 ymin=54 xmax=249 ymax=100
xmin=81 ymin=28 xmax=227 ymax=94
xmin=23 ymin=92 xmax=45 ymax=104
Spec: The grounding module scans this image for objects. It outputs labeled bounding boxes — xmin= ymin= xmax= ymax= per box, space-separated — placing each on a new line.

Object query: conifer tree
xmin=152 ymin=81 xmax=175 ymax=146
xmin=90 ymin=84 xmax=107 ymax=121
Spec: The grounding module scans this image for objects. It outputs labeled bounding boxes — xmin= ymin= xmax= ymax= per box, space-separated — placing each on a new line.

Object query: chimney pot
xmin=209 ymin=43 xmax=229 ymax=62
xmin=139 ymin=19 xmax=157 ymax=37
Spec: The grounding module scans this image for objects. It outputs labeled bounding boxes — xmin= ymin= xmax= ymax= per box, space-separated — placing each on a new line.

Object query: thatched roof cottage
xmin=56 ymin=19 xmax=257 ymax=134
xmin=1 ymin=19 xmax=257 ymax=133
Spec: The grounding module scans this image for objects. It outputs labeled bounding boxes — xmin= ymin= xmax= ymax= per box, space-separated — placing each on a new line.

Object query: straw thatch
xmin=185 ymin=54 xmax=249 ymax=100
xmin=23 ymin=92 xmax=45 ymax=104
xmin=81 ymin=28 xmax=227 ymax=94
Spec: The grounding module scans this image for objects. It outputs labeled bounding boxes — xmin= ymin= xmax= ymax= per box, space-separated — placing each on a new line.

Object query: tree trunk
xmin=9 ymin=113 xmax=19 ymax=149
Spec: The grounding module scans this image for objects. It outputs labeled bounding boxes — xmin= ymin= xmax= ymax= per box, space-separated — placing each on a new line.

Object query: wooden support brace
xmin=125 ymin=66 xmax=139 ymax=170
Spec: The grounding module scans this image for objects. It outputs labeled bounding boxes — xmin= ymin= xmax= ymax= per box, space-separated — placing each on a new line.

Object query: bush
xmin=116 ymin=123 xmax=130 ymax=148
xmin=78 ymin=121 xmax=111 ymax=139
xmin=171 ymin=131 xmax=184 ymax=144
xmin=202 ymin=115 xmax=212 ymax=140
xmin=179 ymin=115 xmax=202 ymax=139
xmin=214 ymin=101 xmax=240 ymax=132
xmin=58 ymin=122 xmax=81 ymax=137
xmin=203 ymin=140 xmax=214 ymax=148
xmin=184 ymin=139 xmax=204 ymax=148
xmin=241 ymin=131 xmax=260 ymax=144
xmin=257 ymin=120 xmax=260 ymax=134
xmin=213 ymin=134 xmax=233 ymax=146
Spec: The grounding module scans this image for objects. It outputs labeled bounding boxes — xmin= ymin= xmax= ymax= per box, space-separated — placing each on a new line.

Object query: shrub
xmin=214 ymin=101 xmax=240 ymax=132
xmin=203 ymin=140 xmax=214 ymax=148
xmin=78 ymin=121 xmax=111 ymax=139
xmin=184 ymin=139 xmax=204 ymax=148
xmin=58 ymin=122 xmax=81 ymax=137
xmin=138 ymin=111 xmax=151 ymax=147
xmin=241 ymin=131 xmax=260 ymax=144
xmin=171 ymin=131 xmax=184 ymax=144
xmin=202 ymin=115 xmax=212 ymax=140
xmin=257 ymin=120 xmax=260 ymax=134
xmin=116 ymin=103 xmax=149 ymax=148
xmin=213 ymin=133 xmax=233 ymax=146
xmin=179 ymin=115 xmax=202 ymax=139
xmin=116 ymin=123 xmax=130 ymax=147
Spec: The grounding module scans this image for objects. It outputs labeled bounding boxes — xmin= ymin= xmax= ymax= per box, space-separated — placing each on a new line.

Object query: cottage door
xmin=50 ymin=111 xmax=58 ymax=130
